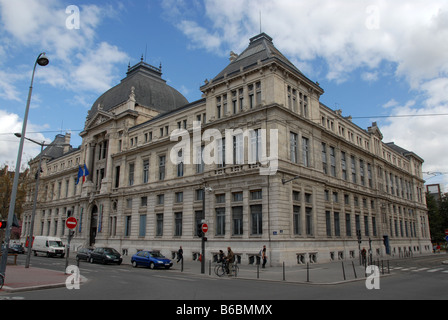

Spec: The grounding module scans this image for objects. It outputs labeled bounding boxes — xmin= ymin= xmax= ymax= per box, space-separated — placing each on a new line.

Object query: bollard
xmin=282 ymin=262 xmax=285 ymax=281
xmin=257 ymin=264 xmax=259 ymax=279
xmin=352 ymin=261 xmax=357 ymax=278
xmin=306 ymin=262 xmax=310 ymax=282
xmin=342 ymin=261 xmax=346 ymax=280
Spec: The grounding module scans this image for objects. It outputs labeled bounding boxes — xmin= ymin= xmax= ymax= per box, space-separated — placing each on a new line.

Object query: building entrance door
xmin=89 ymin=205 xmax=98 ymax=246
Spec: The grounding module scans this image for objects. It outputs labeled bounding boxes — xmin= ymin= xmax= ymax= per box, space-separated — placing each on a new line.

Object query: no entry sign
xmin=66 ymin=217 xmax=78 ymax=230
xmin=202 ymin=223 xmax=208 ymax=233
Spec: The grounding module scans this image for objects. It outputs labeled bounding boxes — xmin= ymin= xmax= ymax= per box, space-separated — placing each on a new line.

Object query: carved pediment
xmin=85 ymin=108 xmax=114 ymax=130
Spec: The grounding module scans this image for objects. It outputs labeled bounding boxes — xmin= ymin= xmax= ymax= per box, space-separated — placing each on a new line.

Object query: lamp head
xmin=37 ymin=53 xmax=49 ymax=66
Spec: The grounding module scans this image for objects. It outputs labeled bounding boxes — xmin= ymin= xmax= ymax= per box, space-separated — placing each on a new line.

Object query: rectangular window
xmin=216 ymin=194 xmax=225 ymax=203
xmin=345 ymin=213 xmax=351 ymax=236
xmin=232 ymin=192 xmax=243 ymax=202
xmin=157 ymin=194 xmax=164 ymax=205
xmin=364 ymin=215 xmax=369 ymax=236
xmin=125 ymin=215 xmax=132 ymax=237
xmin=195 ymin=210 xmax=204 ymax=236
xmin=302 ymin=137 xmax=310 ymax=167
xmin=159 ymin=155 xmax=166 ymax=181
xmin=351 ymin=156 xmax=357 ymax=183
xmin=175 ymin=212 xmax=182 ymax=236
xmin=326 ymin=211 xmax=332 ymax=236
xmin=305 ymin=207 xmax=313 ymax=235
xmin=330 ymin=146 xmax=336 ymax=177
xmin=233 ymin=134 xmax=244 ymax=165
xmin=139 ymin=214 xmax=146 ymax=237
xmin=114 ymin=166 xmax=120 ymax=188
xmin=156 ymin=214 xmax=163 ymax=236
xmin=321 ymin=142 xmax=327 ymax=174
xmin=341 ymin=152 xmax=347 ymax=181
xmin=217 ymin=137 xmax=226 ymax=168
xmin=175 ymin=192 xmax=183 ymax=203
xmin=216 ymin=208 xmax=225 ymax=236
xmin=177 ymin=150 xmax=184 ymax=177
xmin=290 ymin=132 xmax=298 ymax=163
xmin=250 ymin=189 xmax=262 ymax=200
xmin=293 ymin=205 xmax=301 ymax=235
xmin=196 ymin=145 xmax=205 ymax=173
xmin=251 ymin=204 xmax=262 ymax=235
xmin=143 ymin=159 xmax=149 ymax=183
xmin=232 ymin=206 xmax=243 ymax=235
xmin=249 ymin=129 xmax=261 ymax=163
xmin=334 ymin=212 xmax=340 ymax=236
xmin=196 ymin=189 xmax=204 ymax=201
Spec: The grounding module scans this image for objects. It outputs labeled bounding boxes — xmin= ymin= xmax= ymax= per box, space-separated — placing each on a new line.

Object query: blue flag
xmin=76 ymin=166 xmax=83 ymax=185
xmin=83 ymin=164 xmax=90 ymax=183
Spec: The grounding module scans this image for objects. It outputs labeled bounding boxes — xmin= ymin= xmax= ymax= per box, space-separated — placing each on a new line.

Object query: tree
xmin=427 ymin=192 xmax=448 ymax=244
xmin=0 ymin=165 xmax=29 ymax=240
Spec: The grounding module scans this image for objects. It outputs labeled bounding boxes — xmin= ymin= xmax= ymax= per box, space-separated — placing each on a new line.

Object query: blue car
xmin=131 ymin=250 xmax=173 ymax=269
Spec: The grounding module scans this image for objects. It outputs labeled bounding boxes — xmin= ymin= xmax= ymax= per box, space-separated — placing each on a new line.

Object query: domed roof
xmin=87 ymin=60 xmax=189 ymax=120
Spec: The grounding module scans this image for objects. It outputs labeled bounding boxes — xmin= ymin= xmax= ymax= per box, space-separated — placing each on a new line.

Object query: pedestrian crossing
xmin=390 ymin=266 xmax=448 ymax=274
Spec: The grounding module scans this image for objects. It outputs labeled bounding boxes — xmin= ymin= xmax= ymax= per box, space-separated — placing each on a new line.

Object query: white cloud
xmin=0 ymin=109 xmax=50 ymax=170
xmin=164 ymin=0 xmax=448 ymax=189
xmin=0 ymin=0 xmax=128 ymax=97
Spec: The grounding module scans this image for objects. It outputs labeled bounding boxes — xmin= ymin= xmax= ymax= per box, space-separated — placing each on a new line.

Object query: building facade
xmin=21 ymin=33 xmax=431 ymax=266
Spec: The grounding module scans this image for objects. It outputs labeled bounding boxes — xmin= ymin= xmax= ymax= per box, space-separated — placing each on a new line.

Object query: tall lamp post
xmin=0 ymin=53 xmax=49 ymax=277
xmin=14 ymin=134 xmax=70 ymax=268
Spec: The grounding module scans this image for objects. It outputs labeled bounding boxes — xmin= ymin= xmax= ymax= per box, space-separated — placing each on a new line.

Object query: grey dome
xmin=87 ymin=61 xmax=189 ymax=120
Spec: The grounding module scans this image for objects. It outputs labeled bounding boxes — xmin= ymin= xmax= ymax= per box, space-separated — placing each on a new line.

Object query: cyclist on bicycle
xmin=226 ymin=247 xmax=234 ymax=274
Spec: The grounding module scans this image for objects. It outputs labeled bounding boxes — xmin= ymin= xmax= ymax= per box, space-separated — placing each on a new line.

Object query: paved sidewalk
xmin=164 ymin=258 xmax=382 ymax=285
xmin=0 ymin=255 xmax=396 ymax=293
xmin=1 ymin=265 xmax=68 ymax=293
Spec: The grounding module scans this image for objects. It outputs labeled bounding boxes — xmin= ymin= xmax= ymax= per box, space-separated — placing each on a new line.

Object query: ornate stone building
xmin=21 ymin=33 xmax=431 ymax=266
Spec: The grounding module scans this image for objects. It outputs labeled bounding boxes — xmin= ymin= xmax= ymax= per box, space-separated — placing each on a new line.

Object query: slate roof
xmin=87 ymin=60 xmax=189 ymax=121
xmin=35 ymin=134 xmax=76 ymax=161
xmin=211 ymin=33 xmax=304 ymax=83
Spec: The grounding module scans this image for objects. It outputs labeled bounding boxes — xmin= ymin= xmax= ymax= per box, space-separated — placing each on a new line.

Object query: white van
xmin=32 ymin=236 xmax=65 ymax=258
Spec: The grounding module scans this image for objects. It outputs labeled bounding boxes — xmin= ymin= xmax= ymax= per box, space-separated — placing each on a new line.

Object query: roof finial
xmin=141 ymin=54 xmax=144 ymax=62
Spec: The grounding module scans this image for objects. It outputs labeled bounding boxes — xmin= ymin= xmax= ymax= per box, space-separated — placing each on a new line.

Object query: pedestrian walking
xmin=226 ymin=247 xmax=234 ymax=274
xmin=261 ymin=245 xmax=267 ymax=268
xmin=177 ymin=246 xmax=183 ymax=263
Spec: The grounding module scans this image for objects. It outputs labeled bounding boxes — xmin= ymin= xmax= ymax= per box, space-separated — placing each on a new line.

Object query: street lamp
xmin=0 ymin=53 xmax=49 ymax=277
xmin=14 ymin=133 xmax=70 ymax=268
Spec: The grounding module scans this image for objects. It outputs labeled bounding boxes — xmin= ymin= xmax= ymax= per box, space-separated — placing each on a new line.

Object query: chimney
xmin=64 ymin=133 xmax=71 ymax=153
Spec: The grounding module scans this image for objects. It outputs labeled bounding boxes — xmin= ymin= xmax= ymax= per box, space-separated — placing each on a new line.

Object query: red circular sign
xmin=202 ymin=223 xmax=208 ymax=233
xmin=66 ymin=217 xmax=78 ymax=230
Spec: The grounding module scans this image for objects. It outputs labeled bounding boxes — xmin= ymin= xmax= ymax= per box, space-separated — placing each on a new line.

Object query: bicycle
xmin=214 ymin=261 xmax=239 ymax=277
xmin=0 ymin=273 xmax=4 ymax=290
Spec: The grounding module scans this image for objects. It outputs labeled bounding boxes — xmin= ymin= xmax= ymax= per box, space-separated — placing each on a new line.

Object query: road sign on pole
xmin=66 ymin=217 xmax=78 ymax=230
xmin=202 ymin=223 xmax=208 ymax=234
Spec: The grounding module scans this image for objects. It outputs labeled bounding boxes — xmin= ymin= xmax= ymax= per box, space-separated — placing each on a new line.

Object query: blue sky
xmin=1 ymin=0 xmax=448 ymax=190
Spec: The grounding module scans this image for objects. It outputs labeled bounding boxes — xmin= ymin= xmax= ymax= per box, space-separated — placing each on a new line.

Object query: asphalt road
xmin=1 ymin=254 xmax=448 ymax=303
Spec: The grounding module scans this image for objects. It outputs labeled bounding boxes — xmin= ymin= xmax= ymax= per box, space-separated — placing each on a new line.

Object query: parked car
xmin=89 ymin=247 xmax=122 ymax=265
xmin=131 ymin=250 xmax=173 ymax=269
xmin=76 ymin=247 xmax=93 ymax=262
xmin=8 ymin=244 xmax=25 ymax=254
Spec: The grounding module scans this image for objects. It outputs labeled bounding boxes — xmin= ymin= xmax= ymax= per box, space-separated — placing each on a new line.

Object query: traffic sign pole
xmin=65 ymin=217 xmax=77 ymax=274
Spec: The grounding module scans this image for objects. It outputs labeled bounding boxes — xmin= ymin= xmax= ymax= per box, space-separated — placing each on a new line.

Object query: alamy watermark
xmin=365 ymin=265 xmax=380 ymax=290
xmin=365 ymin=5 xmax=380 ymax=30
xmin=65 ymin=265 xmax=81 ymax=290
xmin=169 ymin=122 xmax=279 ymax=176
xmin=66 ymin=5 xmax=80 ymax=30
